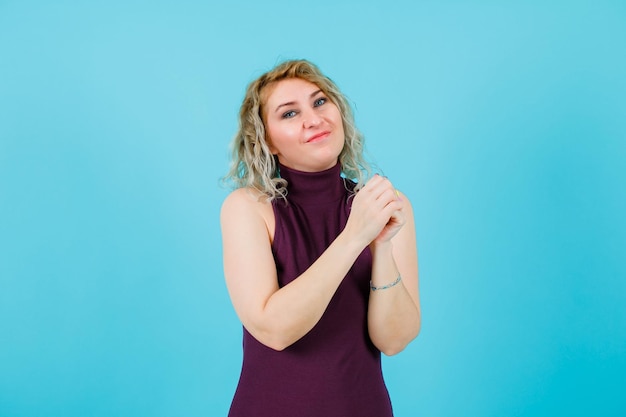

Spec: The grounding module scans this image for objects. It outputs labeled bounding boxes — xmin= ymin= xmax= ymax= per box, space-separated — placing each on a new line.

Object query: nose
xmin=302 ymin=108 xmax=322 ymax=128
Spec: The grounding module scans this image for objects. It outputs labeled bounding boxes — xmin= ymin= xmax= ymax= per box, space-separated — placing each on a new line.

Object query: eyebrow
xmin=274 ymin=89 xmax=323 ymax=114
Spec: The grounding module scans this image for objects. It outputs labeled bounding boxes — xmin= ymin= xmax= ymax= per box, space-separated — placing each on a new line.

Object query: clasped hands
xmin=345 ymin=174 xmax=405 ymax=247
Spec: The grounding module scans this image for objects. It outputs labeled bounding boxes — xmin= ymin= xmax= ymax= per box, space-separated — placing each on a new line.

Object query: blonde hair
xmin=223 ymin=59 xmax=371 ymax=200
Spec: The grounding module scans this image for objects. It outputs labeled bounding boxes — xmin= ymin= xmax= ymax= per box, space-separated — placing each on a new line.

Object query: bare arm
xmin=221 ymin=187 xmax=391 ymax=351
xmin=358 ymin=177 xmax=421 ymax=355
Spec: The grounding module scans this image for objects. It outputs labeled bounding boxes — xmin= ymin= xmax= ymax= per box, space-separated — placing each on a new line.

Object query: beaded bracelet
xmin=370 ymin=274 xmax=402 ymax=291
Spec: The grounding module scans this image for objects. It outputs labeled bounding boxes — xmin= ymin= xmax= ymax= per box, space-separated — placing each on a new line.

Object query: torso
xmin=227 ymin=164 xmax=393 ymax=417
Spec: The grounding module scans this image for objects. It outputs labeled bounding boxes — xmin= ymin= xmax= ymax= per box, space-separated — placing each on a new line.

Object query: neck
xmin=278 ymin=162 xmax=346 ymax=204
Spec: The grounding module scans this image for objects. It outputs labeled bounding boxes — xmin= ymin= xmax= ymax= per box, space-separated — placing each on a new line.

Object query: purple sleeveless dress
xmin=228 ymin=162 xmax=393 ymax=417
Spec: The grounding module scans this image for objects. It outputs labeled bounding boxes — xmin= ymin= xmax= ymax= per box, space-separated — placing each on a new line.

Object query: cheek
xmin=330 ymin=108 xmax=343 ymax=127
xmin=334 ymin=116 xmax=346 ymax=139
xmin=272 ymin=124 xmax=298 ymax=142
xmin=266 ymin=123 xmax=297 ymax=153
xmin=265 ymin=124 xmax=280 ymax=153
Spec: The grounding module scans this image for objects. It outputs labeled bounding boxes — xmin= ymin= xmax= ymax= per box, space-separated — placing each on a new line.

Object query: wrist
xmin=369 ymin=240 xmax=393 ymax=256
xmin=370 ymin=273 xmax=402 ymax=291
xmin=337 ymin=229 xmax=370 ymax=257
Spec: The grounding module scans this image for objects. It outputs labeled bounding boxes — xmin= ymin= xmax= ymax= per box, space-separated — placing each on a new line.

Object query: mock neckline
xmin=278 ymin=162 xmax=346 ymax=204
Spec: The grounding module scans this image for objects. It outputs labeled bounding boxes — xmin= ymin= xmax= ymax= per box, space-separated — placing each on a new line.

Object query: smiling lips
xmin=306 ymin=131 xmax=331 ymax=143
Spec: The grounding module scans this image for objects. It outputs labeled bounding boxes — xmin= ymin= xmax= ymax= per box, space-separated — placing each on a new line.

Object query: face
xmin=263 ymin=78 xmax=345 ymax=172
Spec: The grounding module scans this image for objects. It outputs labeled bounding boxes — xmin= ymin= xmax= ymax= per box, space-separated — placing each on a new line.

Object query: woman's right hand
xmin=343 ymin=175 xmax=405 ymax=247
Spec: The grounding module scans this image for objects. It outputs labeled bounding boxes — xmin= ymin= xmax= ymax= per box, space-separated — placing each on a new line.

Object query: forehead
xmin=263 ymin=78 xmax=321 ymax=106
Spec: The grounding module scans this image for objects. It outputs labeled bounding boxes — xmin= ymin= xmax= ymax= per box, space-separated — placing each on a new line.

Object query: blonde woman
xmin=221 ymin=59 xmax=420 ymax=417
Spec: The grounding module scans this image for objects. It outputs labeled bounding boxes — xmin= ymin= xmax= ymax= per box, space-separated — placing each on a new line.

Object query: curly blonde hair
xmin=223 ymin=59 xmax=371 ymax=200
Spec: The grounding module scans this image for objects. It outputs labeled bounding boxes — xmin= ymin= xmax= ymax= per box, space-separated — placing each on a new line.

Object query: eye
xmin=282 ymin=110 xmax=297 ymax=119
xmin=314 ymin=97 xmax=327 ymax=107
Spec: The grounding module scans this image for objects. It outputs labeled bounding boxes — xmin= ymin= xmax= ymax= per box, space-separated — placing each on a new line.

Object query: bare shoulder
xmin=222 ymin=187 xmax=272 ymax=211
xmin=221 ymin=188 xmax=275 ymax=238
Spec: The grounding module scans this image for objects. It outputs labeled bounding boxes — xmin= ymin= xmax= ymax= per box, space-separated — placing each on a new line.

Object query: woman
xmin=221 ymin=59 xmax=420 ymax=417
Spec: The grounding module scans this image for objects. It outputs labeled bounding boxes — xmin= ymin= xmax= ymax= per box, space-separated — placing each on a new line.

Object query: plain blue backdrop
xmin=1 ymin=1 xmax=625 ymax=416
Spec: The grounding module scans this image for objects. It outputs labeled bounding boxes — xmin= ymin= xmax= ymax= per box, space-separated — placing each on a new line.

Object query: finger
xmin=365 ymin=177 xmax=395 ymax=199
xmin=383 ymin=200 xmax=404 ymax=217
xmin=365 ymin=173 xmax=394 ymax=187
xmin=377 ymin=187 xmax=400 ymax=206
xmin=363 ymin=174 xmax=383 ymax=190
xmin=390 ymin=208 xmax=405 ymax=224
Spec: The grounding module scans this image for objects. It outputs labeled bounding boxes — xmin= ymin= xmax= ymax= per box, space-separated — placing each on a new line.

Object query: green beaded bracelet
xmin=370 ymin=274 xmax=402 ymax=291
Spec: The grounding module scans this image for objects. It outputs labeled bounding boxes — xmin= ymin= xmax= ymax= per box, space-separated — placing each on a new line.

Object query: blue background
xmin=1 ymin=1 xmax=625 ymax=416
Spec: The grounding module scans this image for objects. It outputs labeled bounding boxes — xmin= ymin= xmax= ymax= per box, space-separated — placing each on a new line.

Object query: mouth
xmin=306 ymin=131 xmax=331 ymax=143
